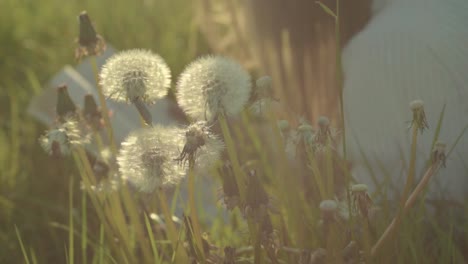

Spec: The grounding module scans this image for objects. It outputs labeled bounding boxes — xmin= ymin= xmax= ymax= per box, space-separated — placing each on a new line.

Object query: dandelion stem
xmin=81 ymin=192 xmax=87 ymax=264
xmin=90 ymin=56 xmax=117 ymax=155
xmin=187 ymin=168 xmax=206 ymax=262
xmin=159 ymin=191 xmax=189 ymax=262
xmin=218 ymin=113 xmax=247 ymax=200
xmin=371 ymin=162 xmax=441 ymax=257
xmin=71 ymin=150 xmax=129 ymax=263
xmin=369 ymin=123 xmax=419 ymax=257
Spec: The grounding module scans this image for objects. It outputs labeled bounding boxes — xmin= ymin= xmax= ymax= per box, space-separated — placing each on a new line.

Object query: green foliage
xmin=2 ymin=0 xmax=467 ymax=263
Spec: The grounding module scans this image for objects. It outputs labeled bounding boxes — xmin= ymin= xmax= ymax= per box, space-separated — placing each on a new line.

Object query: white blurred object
xmin=27 ymin=46 xmax=184 ymax=144
xmin=343 ymin=0 xmax=468 ymax=202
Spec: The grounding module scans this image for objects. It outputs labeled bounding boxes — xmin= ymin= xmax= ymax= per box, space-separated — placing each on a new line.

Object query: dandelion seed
xmin=117 ymin=126 xmax=185 ymax=192
xmin=100 ymin=49 xmax=171 ymax=104
xmin=75 ymin=11 xmax=106 ymax=60
xmin=40 ymin=119 xmax=89 ymax=156
xmin=176 ymin=55 xmax=251 ymax=122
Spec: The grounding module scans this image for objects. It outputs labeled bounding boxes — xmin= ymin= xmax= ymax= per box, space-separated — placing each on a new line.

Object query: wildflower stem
xmin=334 ymin=0 xmax=354 ymax=233
xmin=159 ymin=191 xmax=189 ymax=262
xmin=369 ymin=123 xmax=419 ymax=257
xmin=93 ymin=131 xmax=105 ymax=153
xmin=187 ymin=168 xmax=206 ymax=261
xmin=403 ymin=163 xmax=441 ymax=212
xmin=68 ymin=178 xmax=74 ymax=264
xmin=371 ymin=162 xmax=441 ymax=257
xmin=401 ymin=123 xmax=419 ymax=205
xmin=81 ymin=192 xmax=87 ymax=264
xmin=334 ymin=0 xmax=346 ymax=160
xmin=71 ymin=150 xmax=130 ymax=263
xmin=90 ymin=56 xmax=117 ymax=155
xmin=218 ymin=113 xmax=247 ymax=201
xmin=120 ymin=187 xmax=153 ymax=262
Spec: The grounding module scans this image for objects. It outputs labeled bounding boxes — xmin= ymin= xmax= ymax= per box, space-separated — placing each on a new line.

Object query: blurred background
xmin=0 ymin=0 xmax=371 ymax=262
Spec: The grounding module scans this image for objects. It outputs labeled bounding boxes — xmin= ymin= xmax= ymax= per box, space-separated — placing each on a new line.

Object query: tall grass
xmin=3 ymin=1 xmax=468 ymax=264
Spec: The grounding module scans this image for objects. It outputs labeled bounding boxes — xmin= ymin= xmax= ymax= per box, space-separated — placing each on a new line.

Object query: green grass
xmin=2 ymin=0 xmax=468 ymax=263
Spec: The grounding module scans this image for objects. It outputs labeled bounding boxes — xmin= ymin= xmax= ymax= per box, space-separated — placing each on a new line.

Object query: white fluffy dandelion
xmin=176 ymin=55 xmax=252 ymax=121
xmin=40 ymin=119 xmax=89 ymax=156
xmin=117 ymin=126 xmax=185 ymax=192
xmin=99 ymin=49 xmax=171 ymax=103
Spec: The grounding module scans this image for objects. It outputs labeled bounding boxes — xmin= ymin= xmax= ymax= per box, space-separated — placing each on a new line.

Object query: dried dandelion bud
xmin=351 ymin=184 xmax=373 ymax=218
xmin=56 ymin=84 xmax=77 ymax=121
xmin=100 ymin=49 xmax=171 ymax=104
xmin=319 ymin=200 xmax=338 ymax=221
xmin=83 ymin=94 xmax=102 ymax=130
xmin=176 ymin=55 xmax=252 ymax=122
xmin=176 ymin=121 xmax=224 ymax=173
xmin=244 ymin=170 xmax=271 ymax=221
xmin=409 ymin=99 xmax=429 ymax=133
xmin=432 ymin=141 xmax=447 ymax=167
xmin=117 ymin=126 xmax=185 ymax=192
xmin=75 ymin=11 xmax=106 ymax=60
xmin=40 ymin=119 xmax=89 ymax=157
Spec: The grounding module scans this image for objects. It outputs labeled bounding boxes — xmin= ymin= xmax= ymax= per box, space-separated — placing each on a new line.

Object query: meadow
xmin=1 ymin=0 xmax=467 ymax=263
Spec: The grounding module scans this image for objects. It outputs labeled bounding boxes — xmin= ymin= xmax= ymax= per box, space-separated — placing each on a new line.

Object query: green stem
xmin=371 ymin=124 xmax=419 ymax=257
xmin=89 ymin=56 xmax=117 ymax=155
xmin=187 ymin=168 xmax=206 ymax=262
xmin=159 ymin=191 xmax=189 ymax=263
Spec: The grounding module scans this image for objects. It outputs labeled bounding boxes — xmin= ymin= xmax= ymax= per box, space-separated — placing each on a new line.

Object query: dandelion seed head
xmin=298 ymin=124 xmax=314 ymax=133
xmin=40 ymin=129 xmax=70 ymax=156
xmin=317 ymin=116 xmax=330 ymax=128
xmin=277 ymin=120 xmax=290 ymax=131
xmin=181 ymin=121 xmax=224 ymax=174
xmin=409 ymin=99 xmax=424 ymax=111
xmin=100 ymin=49 xmax=171 ymax=103
xmin=319 ymin=200 xmax=338 ymax=212
xmin=351 ymin=183 xmax=368 ymax=193
xmin=176 ymin=55 xmax=251 ymax=121
xmin=117 ymin=126 xmax=185 ymax=192
xmin=40 ymin=119 xmax=89 ymax=156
